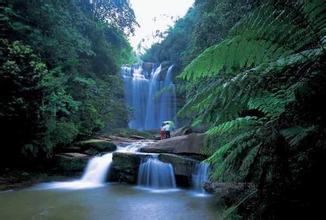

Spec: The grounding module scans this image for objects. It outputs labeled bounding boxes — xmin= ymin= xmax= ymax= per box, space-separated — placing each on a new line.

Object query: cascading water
xmin=137 ymin=156 xmax=176 ymax=189
xmin=121 ymin=65 xmax=149 ymax=129
xmin=159 ymin=65 xmax=177 ymax=124
xmin=192 ymin=162 xmax=210 ymax=193
xmin=80 ymin=153 xmax=113 ymax=184
xmin=37 ymin=141 xmax=151 ymax=190
xmin=38 ymin=152 xmax=114 ymax=190
xmin=121 ymin=63 xmax=177 ymax=130
xmin=145 ymin=65 xmax=162 ymax=129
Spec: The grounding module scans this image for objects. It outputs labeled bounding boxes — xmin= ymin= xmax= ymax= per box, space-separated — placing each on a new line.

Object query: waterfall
xmin=37 ymin=142 xmax=151 ymax=190
xmin=121 ymin=63 xmax=177 ymax=130
xmin=121 ymin=65 xmax=149 ymax=129
xmin=37 ymin=152 xmax=114 ymax=190
xmin=159 ymin=65 xmax=177 ymax=124
xmin=145 ymin=65 xmax=162 ymax=129
xmin=192 ymin=162 xmax=210 ymax=193
xmin=137 ymin=156 xmax=176 ymax=189
xmin=80 ymin=153 xmax=113 ymax=184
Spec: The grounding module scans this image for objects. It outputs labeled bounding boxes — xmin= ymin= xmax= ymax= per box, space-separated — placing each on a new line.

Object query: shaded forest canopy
xmin=0 ymin=0 xmax=137 ymax=162
xmin=143 ymin=0 xmax=325 ymax=218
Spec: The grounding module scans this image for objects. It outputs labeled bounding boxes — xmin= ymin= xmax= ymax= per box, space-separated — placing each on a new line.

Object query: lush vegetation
xmin=0 ymin=0 xmax=136 ymax=164
xmin=1 ymin=0 xmax=325 ymax=218
xmin=144 ymin=0 xmax=325 ymax=218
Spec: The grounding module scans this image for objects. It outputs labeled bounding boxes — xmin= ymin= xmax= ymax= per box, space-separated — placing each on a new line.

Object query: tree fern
xmin=180 ymin=0 xmax=325 ymax=186
xmin=180 ymin=0 xmax=326 ymax=81
xmin=206 ymin=116 xmax=258 ymax=137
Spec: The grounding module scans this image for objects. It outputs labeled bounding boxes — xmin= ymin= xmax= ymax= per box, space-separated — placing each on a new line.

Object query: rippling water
xmin=0 ymin=184 xmax=218 ymax=220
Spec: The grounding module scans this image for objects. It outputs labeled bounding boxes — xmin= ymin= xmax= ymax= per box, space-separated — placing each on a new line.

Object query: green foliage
xmin=175 ymin=0 xmax=326 ymax=218
xmin=180 ymin=0 xmax=325 ymax=81
xmin=0 ymin=0 xmax=136 ymax=162
xmin=206 ymin=116 xmax=258 ymax=137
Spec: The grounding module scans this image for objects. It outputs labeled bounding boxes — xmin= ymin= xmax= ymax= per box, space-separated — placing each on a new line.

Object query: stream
xmin=0 ymin=141 xmax=219 ymax=220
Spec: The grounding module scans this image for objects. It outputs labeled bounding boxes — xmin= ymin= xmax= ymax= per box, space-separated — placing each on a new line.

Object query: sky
xmin=129 ymin=0 xmax=194 ymax=54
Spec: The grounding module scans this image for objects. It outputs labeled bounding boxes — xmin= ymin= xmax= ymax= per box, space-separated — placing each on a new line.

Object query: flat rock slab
xmin=140 ymin=133 xmax=205 ymax=155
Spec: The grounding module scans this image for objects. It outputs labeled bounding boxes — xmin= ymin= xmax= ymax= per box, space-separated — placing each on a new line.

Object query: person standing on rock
xmin=163 ymin=122 xmax=171 ymax=139
xmin=160 ymin=122 xmax=166 ymax=140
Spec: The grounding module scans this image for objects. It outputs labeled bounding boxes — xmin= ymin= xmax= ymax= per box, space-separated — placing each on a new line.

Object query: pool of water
xmin=0 ymin=184 xmax=218 ymax=220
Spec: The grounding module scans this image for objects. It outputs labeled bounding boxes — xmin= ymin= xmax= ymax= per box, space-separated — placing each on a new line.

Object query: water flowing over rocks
xmin=110 ymin=151 xmax=200 ymax=186
xmin=192 ymin=162 xmax=210 ymax=193
xmin=137 ymin=156 xmax=176 ymax=189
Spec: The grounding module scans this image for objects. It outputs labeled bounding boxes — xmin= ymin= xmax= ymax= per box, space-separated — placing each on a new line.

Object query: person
xmin=163 ymin=122 xmax=171 ymax=139
xmin=160 ymin=123 xmax=166 ymax=140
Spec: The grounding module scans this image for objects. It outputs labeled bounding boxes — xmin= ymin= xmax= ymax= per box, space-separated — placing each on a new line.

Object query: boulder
xmin=140 ymin=133 xmax=206 ymax=156
xmin=54 ymin=153 xmax=89 ymax=173
xmin=78 ymin=139 xmax=117 ymax=155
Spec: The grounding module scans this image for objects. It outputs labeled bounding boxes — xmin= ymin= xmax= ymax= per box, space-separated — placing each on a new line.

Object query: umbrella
xmin=163 ymin=120 xmax=175 ymax=129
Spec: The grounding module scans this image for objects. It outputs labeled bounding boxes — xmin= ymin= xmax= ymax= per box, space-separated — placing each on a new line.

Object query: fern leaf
xmin=280 ymin=126 xmax=316 ymax=146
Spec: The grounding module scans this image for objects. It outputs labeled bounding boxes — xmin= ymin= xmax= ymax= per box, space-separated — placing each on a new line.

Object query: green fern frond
xmin=247 ymin=90 xmax=295 ymax=120
xmin=206 ymin=116 xmax=258 ymax=137
xmin=180 ymin=0 xmax=325 ymax=81
xmin=206 ymin=130 xmax=257 ymax=180
xmin=280 ymin=125 xmax=316 ymax=146
xmin=239 ymin=144 xmax=261 ymax=176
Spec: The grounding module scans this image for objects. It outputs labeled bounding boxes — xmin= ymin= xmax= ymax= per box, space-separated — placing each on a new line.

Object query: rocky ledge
xmin=140 ymin=133 xmax=206 ymax=159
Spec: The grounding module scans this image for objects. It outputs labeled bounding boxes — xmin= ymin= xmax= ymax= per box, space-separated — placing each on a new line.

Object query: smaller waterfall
xmin=37 ymin=152 xmax=113 ymax=190
xmin=192 ymin=162 xmax=210 ymax=193
xmin=137 ymin=156 xmax=176 ymax=189
xmin=80 ymin=153 xmax=113 ymax=184
xmin=37 ymin=141 xmax=153 ymax=190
